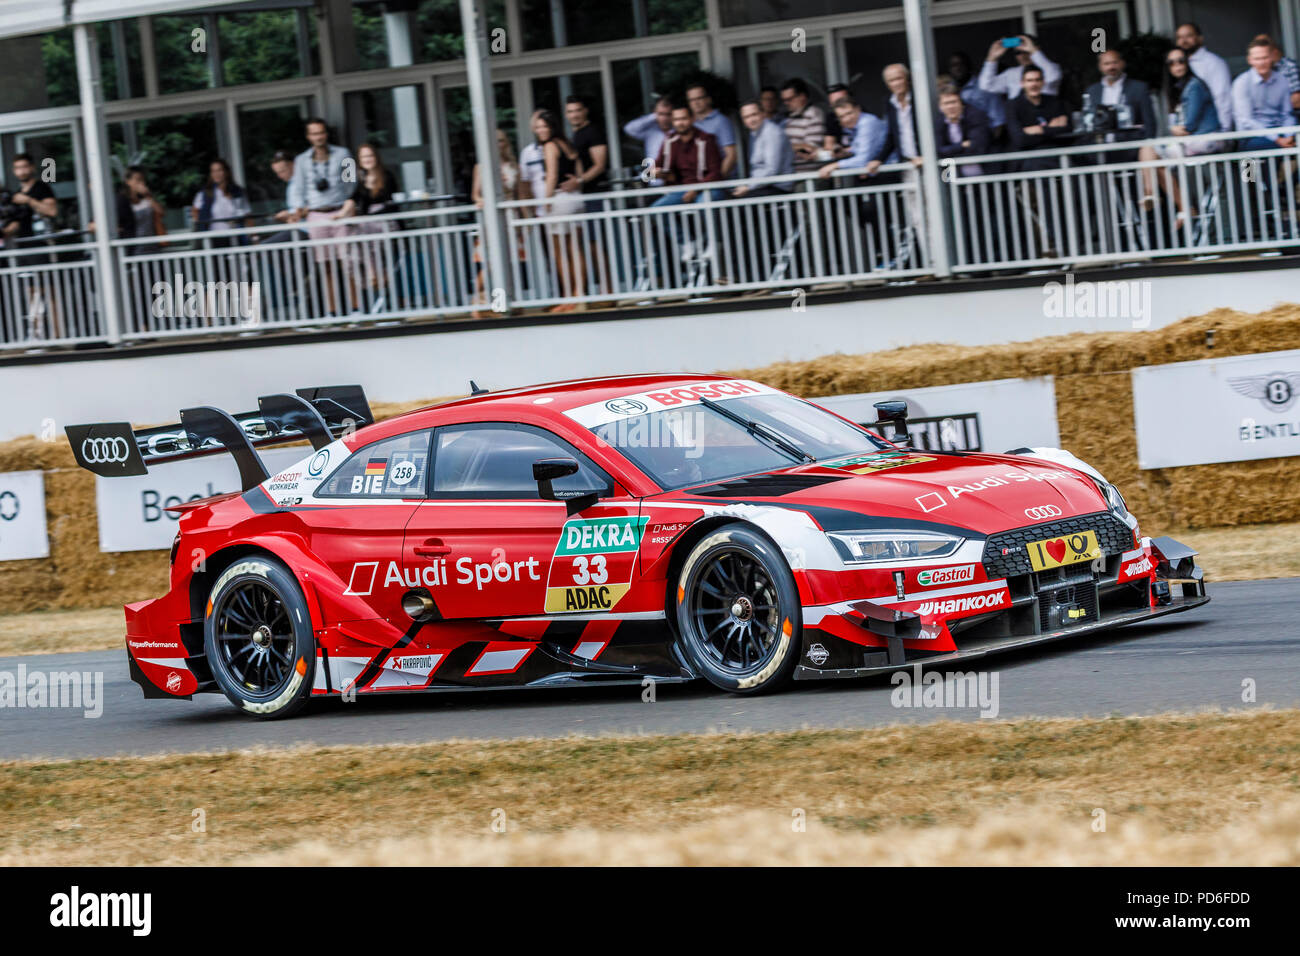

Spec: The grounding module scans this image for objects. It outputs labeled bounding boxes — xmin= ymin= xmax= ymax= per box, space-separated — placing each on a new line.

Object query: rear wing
xmin=65 ymin=385 xmax=373 ymax=491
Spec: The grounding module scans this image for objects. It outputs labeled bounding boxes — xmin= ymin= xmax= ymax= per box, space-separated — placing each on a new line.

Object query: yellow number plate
xmin=1027 ymin=530 xmax=1101 ymax=571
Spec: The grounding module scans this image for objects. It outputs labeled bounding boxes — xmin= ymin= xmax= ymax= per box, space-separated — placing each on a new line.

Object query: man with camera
xmin=287 ymin=118 xmax=355 ymax=316
xmin=1 ymin=153 xmax=57 ymax=245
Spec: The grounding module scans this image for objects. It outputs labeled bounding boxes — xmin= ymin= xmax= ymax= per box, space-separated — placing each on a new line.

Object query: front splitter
xmin=794 ymin=592 xmax=1211 ymax=680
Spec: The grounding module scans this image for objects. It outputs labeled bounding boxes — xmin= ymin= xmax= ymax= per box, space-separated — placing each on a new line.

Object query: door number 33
xmin=571 ymin=555 xmax=608 ymax=585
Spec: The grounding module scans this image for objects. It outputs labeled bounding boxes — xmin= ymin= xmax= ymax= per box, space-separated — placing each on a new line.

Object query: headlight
xmin=1093 ymin=479 xmax=1128 ymax=518
xmin=827 ymin=530 xmax=965 ymax=564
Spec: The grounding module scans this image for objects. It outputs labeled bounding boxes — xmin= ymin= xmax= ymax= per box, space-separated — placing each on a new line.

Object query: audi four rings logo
xmin=1024 ymin=505 xmax=1063 ymax=520
xmin=82 ymin=436 xmax=130 ymax=464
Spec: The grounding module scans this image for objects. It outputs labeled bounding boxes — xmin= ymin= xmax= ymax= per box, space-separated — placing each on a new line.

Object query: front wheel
xmin=203 ymin=555 xmax=315 ymax=719
xmin=674 ymin=523 xmax=802 ymax=694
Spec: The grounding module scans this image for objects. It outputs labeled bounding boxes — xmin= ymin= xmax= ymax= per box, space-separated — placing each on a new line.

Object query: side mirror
xmin=533 ymin=457 xmax=601 ymax=514
xmin=873 ymin=400 xmax=911 ymax=446
xmin=533 ymin=458 xmax=579 ymax=484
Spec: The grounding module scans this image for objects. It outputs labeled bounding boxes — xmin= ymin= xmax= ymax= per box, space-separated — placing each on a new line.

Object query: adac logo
xmin=1229 ymin=372 xmax=1300 ymax=413
xmin=605 ymin=398 xmax=648 ymax=416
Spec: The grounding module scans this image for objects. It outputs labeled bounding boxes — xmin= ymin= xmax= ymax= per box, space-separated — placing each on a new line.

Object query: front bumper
xmin=795 ymin=534 xmax=1209 ymax=680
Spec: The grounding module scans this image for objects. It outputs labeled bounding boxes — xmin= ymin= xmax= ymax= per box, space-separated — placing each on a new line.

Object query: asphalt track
xmin=2 ymin=578 xmax=1297 ymax=761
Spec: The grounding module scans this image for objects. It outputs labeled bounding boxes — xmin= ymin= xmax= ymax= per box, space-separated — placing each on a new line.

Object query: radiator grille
xmin=982 ymin=512 xmax=1133 ymax=579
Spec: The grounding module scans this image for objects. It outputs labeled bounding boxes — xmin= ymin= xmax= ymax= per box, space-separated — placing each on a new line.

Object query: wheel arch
xmin=188 ymin=537 xmax=322 ymax=630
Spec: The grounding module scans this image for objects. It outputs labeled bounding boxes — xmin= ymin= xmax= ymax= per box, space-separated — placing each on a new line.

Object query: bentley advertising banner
xmin=816 ymin=377 xmax=1061 ymax=453
xmin=0 ymin=470 xmax=50 ymax=561
xmin=94 ymin=447 xmax=306 ymax=553
xmin=1132 ymin=350 xmax=1300 ymax=469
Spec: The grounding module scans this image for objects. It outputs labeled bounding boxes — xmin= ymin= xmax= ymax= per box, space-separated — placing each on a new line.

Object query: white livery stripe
xmin=571 ymin=641 xmax=607 ymax=660
xmin=468 ymin=647 xmax=533 ymax=675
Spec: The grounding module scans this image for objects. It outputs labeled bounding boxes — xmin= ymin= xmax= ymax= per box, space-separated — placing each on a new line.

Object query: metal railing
xmin=3 ymin=125 xmax=1298 ymax=354
xmin=0 ymin=234 xmax=103 ymax=348
xmin=941 ymin=126 xmax=1300 ymax=270
xmin=112 ymin=203 xmax=483 ymax=339
xmin=498 ymin=163 xmax=927 ymax=309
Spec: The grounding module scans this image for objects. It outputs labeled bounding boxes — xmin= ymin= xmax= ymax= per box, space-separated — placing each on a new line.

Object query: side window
xmin=316 ymin=431 xmax=432 ymax=498
xmin=432 ymin=424 xmax=610 ymax=498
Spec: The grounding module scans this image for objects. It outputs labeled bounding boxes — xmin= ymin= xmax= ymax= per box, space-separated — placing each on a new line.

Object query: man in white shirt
xmin=1175 ymin=22 xmax=1235 ymax=131
xmin=979 ymin=34 xmax=1062 ymax=99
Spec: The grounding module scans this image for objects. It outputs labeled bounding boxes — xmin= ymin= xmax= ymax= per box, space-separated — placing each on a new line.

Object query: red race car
xmin=67 ymin=375 xmax=1208 ymax=718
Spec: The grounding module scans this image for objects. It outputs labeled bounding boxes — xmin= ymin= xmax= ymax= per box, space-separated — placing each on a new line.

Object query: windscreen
xmin=586 ymin=390 xmax=886 ymax=490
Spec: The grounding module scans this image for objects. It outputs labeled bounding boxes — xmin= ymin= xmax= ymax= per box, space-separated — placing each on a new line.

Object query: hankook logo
xmin=605 ymin=398 xmax=648 ymax=416
xmin=1024 ymin=505 xmax=1063 ymax=520
xmin=82 ymin=436 xmax=131 ymax=464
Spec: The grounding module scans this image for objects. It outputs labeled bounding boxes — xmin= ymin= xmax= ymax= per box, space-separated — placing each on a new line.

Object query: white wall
xmin=1 ymin=265 xmax=1295 ymax=441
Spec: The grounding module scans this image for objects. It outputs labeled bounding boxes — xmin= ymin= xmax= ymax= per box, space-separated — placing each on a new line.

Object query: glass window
xmin=1034 ymin=8 xmax=1125 ymax=106
xmin=441 ymin=82 xmax=515 ymax=198
xmin=218 ymin=8 xmax=318 ymax=86
xmin=719 ymin=0 xmax=894 ymax=29
xmin=842 ymin=32 xmax=909 ymax=116
xmin=432 ymin=425 xmax=609 ymax=498
xmin=108 ymin=111 xmax=225 ymax=230
xmin=0 ymin=31 xmax=78 ymax=111
xmin=100 ymin=20 xmax=147 ymax=102
xmin=152 ymin=15 xmax=216 ymax=92
xmin=1172 ymin=0 xmax=1279 ymax=77
xmin=733 ymin=41 xmax=828 ymax=104
xmin=520 ymin=0 xmax=705 ymax=51
xmin=589 ymin=393 xmax=884 ymax=490
xmin=238 ymin=101 xmax=311 ymax=216
xmin=317 ymin=431 xmax=432 ymax=498
xmin=347 ymin=0 xmax=506 ymax=71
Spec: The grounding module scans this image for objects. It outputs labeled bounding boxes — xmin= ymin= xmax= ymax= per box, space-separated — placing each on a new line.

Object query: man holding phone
xmin=979 ymin=34 xmax=1062 ymax=100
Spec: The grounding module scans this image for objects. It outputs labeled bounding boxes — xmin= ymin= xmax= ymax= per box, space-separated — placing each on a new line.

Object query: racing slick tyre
xmin=674 ymin=523 xmax=802 ymax=694
xmin=203 ymin=555 xmax=315 ymax=719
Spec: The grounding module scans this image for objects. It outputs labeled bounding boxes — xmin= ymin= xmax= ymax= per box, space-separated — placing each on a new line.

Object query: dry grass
xmin=2 ymin=709 xmax=1299 ymax=866
xmin=2 ymin=521 xmax=1290 ymax=659
xmin=0 ymin=606 xmax=125 ymax=657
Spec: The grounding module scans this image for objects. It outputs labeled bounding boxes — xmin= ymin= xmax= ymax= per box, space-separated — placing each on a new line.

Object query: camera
xmin=313 ymin=176 xmax=330 ymax=193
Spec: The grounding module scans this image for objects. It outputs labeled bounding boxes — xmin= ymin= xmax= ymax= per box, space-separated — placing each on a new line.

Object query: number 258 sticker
xmin=388 ymin=460 xmax=418 ymax=486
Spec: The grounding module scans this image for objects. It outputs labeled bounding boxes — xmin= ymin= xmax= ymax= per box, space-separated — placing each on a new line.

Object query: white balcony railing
xmin=0 ymin=235 xmax=104 ymax=348
xmin=1 ymin=125 xmax=1297 ymax=353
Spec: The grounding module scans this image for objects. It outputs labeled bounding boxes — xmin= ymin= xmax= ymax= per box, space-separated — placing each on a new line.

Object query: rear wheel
xmin=203 ymin=555 xmax=314 ymax=719
xmin=674 ymin=524 xmax=801 ymax=694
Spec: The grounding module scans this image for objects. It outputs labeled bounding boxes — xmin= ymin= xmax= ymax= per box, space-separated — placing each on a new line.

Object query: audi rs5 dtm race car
xmin=67 ymin=375 xmax=1208 ymax=718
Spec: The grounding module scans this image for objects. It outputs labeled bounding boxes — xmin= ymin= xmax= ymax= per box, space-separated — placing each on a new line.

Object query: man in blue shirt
xmin=686 ymin=84 xmax=737 ymax=178
xmin=1232 ymin=37 xmax=1297 ymax=150
xmin=816 ymin=98 xmax=887 ymax=178
xmin=733 ymin=99 xmax=794 ymax=197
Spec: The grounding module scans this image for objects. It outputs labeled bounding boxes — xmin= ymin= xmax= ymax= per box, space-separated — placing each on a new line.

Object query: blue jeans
xmin=651 ymin=188 xmax=727 ymax=208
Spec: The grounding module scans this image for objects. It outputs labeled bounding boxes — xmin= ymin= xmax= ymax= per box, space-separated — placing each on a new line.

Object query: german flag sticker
xmin=364 ymin=458 xmax=387 ymax=477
